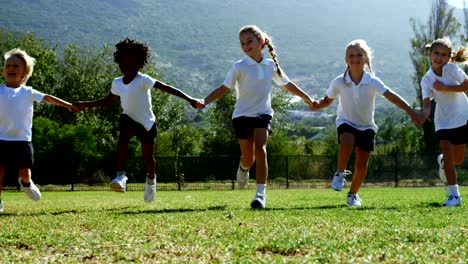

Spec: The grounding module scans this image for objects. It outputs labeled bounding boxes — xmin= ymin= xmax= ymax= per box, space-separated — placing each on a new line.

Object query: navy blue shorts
xmin=337 ymin=123 xmax=376 ymax=152
xmin=232 ymin=114 xmax=272 ymax=139
xmin=118 ymin=114 xmax=158 ymax=144
xmin=0 ymin=140 xmax=34 ymax=168
xmin=436 ymin=121 xmax=468 ymax=145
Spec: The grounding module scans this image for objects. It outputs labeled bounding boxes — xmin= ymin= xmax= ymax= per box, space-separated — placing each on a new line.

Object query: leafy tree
xmin=409 ymin=0 xmax=460 ymax=152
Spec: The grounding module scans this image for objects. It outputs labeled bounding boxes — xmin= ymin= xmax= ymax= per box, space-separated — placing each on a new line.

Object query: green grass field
xmin=0 ymin=187 xmax=466 ymax=263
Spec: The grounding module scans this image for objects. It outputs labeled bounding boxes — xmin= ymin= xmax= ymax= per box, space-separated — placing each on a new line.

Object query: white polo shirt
xmin=421 ymin=63 xmax=468 ymax=131
xmin=0 ymin=84 xmax=45 ymax=141
xmin=111 ymin=72 xmax=157 ymax=131
xmin=326 ymin=71 xmax=389 ymax=132
xmin=223 ymin=56 xmax=290 ymax=119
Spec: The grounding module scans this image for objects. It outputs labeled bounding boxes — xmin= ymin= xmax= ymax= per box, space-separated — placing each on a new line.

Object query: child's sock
xmin=256 ymin=184 xmax=266 ymax=194
xmin=448 ymin=184 xmax=460 ymax=196
xmin=239 ymin=164 xmax=249 ymax=172
xmin=21 ymin=180 xmax=30 ymax=187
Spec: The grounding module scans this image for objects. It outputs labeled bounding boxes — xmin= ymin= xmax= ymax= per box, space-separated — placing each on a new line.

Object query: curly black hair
xmin=113 ymin=38 xmax=151 ymax=68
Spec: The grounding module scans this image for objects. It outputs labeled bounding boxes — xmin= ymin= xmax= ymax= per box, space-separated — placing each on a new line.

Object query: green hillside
xmin=0 ymin=0 xmax=441 ymax=100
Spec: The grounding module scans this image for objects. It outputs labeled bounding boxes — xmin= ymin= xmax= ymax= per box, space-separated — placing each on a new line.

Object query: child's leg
xmin=141 ymin=142 xmax=155 ymax=179
xmin=439 ymin=140 xmax=457 ymax=185
xmin=337 ymin=132 xmax=355 ymax=171
xmin=452 ymin=143 xmax=466 ymax=166
xmin=18 ymin=167 xmax=32 ymax=184
xmin=349 ymin=147 xmax=370 ymax=193
xmin=253 ymin=128 xmax=269 ymax=185
xmin=18 ymin=167 xmax=41 ymax=201
xmin=116 ymin=141 xmax=130 ymax=172
xmin=238 ymin=138 xmax=255 ymax=169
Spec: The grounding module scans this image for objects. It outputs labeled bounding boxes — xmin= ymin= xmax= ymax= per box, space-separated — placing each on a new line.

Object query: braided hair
xmin=342 ymin=39 xmax=374 ymax=86
xmin=239 ymin=25 xmax=284 ymax=77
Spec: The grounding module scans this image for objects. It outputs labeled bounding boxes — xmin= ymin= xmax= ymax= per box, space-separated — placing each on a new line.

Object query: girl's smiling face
xmin=3 ymin=56 xmax=26 ymax=88
xmin=345 ymin=45 xmax=367 ymax=72
xmin=239 ymin=31 xmax=263 ymax=61
xmin=429 ymin=44 xmax=451 ymax=71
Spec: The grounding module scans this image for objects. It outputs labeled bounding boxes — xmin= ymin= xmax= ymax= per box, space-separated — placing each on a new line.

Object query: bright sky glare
xmin=448 ymin=0 xmax=466 ymax=8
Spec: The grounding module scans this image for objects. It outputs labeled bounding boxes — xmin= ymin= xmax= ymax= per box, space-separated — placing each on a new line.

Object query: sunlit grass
xmin=0 ymin=188 xmax=466 ymax=263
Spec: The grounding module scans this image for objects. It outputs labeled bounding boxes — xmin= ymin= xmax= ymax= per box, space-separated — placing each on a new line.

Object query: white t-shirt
xmin=223 ymin=56 xmax=290 ymax=119
xmin=326 ymin=71 xmax=389 ymax=132
xmin=111 ymin=72 xmax=157 ymax=131
xmin=0 ymin=84 xmax=45 ymax=141
xmin=421 ymin=63 xmax=468 ymax=131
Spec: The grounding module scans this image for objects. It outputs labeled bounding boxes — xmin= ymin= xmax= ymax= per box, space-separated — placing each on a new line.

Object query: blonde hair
xmin=3 ymin=48 xmax=36 ymax=85
xmin=428 ymin=37 xmax=468 ymax=63
xmin=343 ymin=39 xmax=374 ymax=84
xmin=239 ymin=25 xmax=284 ymax=77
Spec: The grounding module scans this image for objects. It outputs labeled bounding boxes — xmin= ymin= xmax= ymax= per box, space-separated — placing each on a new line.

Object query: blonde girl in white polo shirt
xmin=202 ymin=25 xmax=314 ymax=209
xmin=0 ymin=48 xmax=78 ymax=213
xmin=418 ymin=37 xmax=468 ymax=207
xmin=310 ymin=39 xmax=419 ymax=206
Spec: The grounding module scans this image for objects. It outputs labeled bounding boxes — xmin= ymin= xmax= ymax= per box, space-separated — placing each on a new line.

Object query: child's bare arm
xmin=43 ymin=95 xmax=78 ymax=112
xmin=154 ymin=81 xmax=203 ymax=108
xmin=203 ymin=85 xmax=230 ymax=106
xmin=74 ymin=93 xmax=119 ymax=111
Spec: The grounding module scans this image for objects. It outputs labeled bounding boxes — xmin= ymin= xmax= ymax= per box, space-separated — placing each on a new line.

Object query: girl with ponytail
xmin=201 ymin=25 xmax=314 ymax=209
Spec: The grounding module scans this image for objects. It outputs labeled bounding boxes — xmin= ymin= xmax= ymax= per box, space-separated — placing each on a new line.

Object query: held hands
xmin=189 ymin=98 xmax=205 ymax=109
xmin=306 ymin=99 xmax=319 ymax=111
xmin=408 ymin=109 xmax=427 ymax=126
xmin=67 ymin=104 xmax=81 ymax=113
xmin=70 ymin=101 xmax=86 ymax=112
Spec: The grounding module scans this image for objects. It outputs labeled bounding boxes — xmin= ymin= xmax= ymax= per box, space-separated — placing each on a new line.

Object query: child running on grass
xmin=201 ymin=25 xmax=314 ymax=209
xmin=74 ymin=38 xmax=202 ymax=203
xmin=0 ymin=48 xmax=78 ymax=213
xmin=309 ymin=39 xmax=420 ymax=206
xmin=418 ymin=37 xmax=468 ymax=206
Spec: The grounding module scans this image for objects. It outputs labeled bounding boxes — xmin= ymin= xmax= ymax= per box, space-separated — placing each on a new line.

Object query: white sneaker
xmin=347 ymin=193 xmax=362 ymax=206
xmin=442 ymin=195 xmax=461 ymax=206
xmin=0 ymin=200 xmax=3 ymax=213
xmin=144 ymin=177 xmax=156 ymax=203
xmin=250 ymin=192 xmax=266 ymax=209
xmin=331 ymin=170 xmax=351 ymax=191
xmin=18 ymin=178 xmax=42 ymax=201
xmin=445 ymin=186 xmax=451 ymax=198
xmin=110 ymin=175 xmax=128 ymax=192
xmin=437 ymin=154 xmax=446 ymax=183
xmin=236 ymin=165 xmax=249 ymax=189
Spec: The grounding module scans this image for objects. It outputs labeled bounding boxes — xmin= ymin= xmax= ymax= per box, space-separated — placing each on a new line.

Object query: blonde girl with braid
xmin=202 ymin=25 xmax=314 ymax=209
xmin=418 ymin=37 xmax=468 ymax=206
xmin=310 ymin=39 xmax=420 ymax=206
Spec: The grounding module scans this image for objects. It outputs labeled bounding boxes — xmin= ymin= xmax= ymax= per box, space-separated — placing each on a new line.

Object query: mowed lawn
xmin=0 ymin=187 xmax=466 ymax=263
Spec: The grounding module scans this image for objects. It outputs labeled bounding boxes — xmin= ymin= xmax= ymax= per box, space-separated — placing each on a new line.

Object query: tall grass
xmin=0 ymin=188 xmax=466 ymax=263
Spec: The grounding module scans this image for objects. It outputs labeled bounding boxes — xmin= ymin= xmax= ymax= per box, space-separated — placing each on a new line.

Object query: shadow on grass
xmin=0 ymin=202 xmax=450 ymax=217
xmin=120 ymin=204 xmax=228 ymax=215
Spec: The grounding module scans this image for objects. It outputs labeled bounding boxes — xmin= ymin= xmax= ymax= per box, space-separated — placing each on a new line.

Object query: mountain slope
xmin=0 ymin=0 xmax=442 ymax=99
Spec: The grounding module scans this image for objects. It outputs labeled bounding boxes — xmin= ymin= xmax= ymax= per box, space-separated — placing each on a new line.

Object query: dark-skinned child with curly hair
xmin=74 ymin=38 xmax=203 ymax=202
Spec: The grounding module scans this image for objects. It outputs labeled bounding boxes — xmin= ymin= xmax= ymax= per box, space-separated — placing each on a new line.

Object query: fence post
xmin=394 ymin=152 xmax=399 ymax=187
xmin=176 ymin=156 xmax=181 ymax=191
xmin=286 ymin=156 xmax=289 ymax=189
xmin=232 ymin=156 xmax=235 ymax=190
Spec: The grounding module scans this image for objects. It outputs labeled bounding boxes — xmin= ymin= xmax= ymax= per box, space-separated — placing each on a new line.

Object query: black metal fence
xmin=3 ymin=153 xmax=468 ymax=191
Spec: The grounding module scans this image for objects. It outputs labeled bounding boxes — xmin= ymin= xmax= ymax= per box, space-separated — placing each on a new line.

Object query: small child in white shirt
xmin=310 ymin=39 xmax=419 ymax=206
xmin=418 ymin=37 xmax=468 ymax=206
xmin=201 ymin=25 xmax=313 ymax=209
xmin=0 ymin=48 xmax=77 ymax=213
xmin=74 ymin=38 xmax=202 ymax=203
